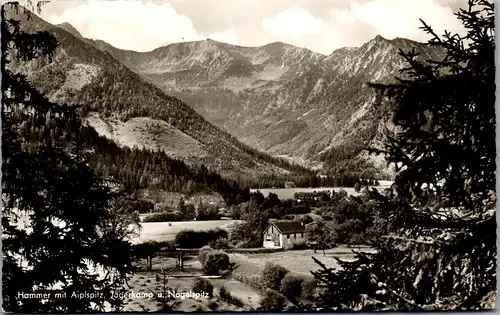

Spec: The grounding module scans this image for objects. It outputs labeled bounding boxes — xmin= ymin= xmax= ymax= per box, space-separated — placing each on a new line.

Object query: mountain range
xmin=82 ymin=27 xmax=444 ymax=173
xmin=12 ymin=6 xmax=444 ymax=181
xmin=8 ymin=7 xmax=310 ymax=183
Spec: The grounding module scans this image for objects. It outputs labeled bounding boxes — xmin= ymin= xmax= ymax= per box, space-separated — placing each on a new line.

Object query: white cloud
xmin=300 ymin=0 xmax=466 ymax=54
xmin=209 ymin=29 xmax=239 ymax=45
xmin=329 ymin=0 xmax=465 ymax=44
xmin=43 ymin=0 xmax=205 ymax=52
xmin=262 ymin=6 xmax=325 ymax=37
xmin=39 ymin=0 xmax=468 ymax=55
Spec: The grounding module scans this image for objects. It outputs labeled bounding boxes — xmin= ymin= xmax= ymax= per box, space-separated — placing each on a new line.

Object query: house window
xmin=301 ymin=233 xmax=304 ymax=237
xmin=287 ymin=234 xmax=290 ymax=239
xmin=266 ymin=234 xmax=272 ymax=241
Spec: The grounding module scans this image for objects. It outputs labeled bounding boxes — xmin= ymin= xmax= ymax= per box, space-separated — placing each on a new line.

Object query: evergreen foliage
xmin=1 ymin=2 xmax=134 ymax=312
xmin=260 ymin=263 xmax=289 ymax=291
xmin=279 ymin=274 xmax=304 ymax=302
xmin=311 ymin=0 xmax=496 ymax=311
xmin=87 ymin=131 xmax=248 ymax=205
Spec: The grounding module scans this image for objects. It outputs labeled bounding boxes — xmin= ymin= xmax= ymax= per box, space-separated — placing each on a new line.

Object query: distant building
xmin=294 ymin=191 xmax=330 ymax=202
xmin=263 ymin=221 xmax=306 ymax=249
xmin=285 ymin=181 xmax=296 ymax=188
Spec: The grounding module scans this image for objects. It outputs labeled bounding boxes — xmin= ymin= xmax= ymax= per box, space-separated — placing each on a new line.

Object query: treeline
xmin=239 ymin=172 xmax=372 ymax=189
xmin=84 ymin=128 xmax=250 ymax=205
xmin=16 ymin=113 xmax=250 ymax=206
xmin=318 ymin=143 xmax=391 ymax=181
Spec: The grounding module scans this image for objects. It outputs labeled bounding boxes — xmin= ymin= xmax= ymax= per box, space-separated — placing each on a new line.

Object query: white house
xmin=263 ymin=221 xmax=306 ymax=249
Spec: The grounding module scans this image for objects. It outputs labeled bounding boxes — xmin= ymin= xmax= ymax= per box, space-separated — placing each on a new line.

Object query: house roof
xmin=270 ymin=221 xmax=306 ymax=234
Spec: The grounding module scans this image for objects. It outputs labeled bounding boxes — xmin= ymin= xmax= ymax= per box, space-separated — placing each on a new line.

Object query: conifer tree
xmin=2 ymin=2 xmax=134 ymax=312
xmin=312 ymin=0 xmax=496 ymax=311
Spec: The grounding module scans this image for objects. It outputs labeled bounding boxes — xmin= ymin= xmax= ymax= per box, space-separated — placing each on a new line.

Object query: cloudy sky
xmin=39 ymin=0 xmax=468 ymax=55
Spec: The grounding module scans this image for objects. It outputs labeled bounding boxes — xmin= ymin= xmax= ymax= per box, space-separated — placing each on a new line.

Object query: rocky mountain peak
xmin=373 ymin=34 xmax=388 ymax=42
xmin=27 ymin=7 xmax=443 ymax=174
xmin=56 ymin=22 xmax=83 ymax=39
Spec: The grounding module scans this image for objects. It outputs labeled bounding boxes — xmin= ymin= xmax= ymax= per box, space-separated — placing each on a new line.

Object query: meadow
xmin=132 ymin=220 xmax=241 ymax=244
xmin=229 ymin=245 xmax=375 ymax=279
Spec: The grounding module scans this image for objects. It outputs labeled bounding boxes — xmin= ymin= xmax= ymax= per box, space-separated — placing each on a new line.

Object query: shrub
xmin=280 ymin=274 xmax=304 ymax=302
xmin=208 ymin=237 xmax=230 ymax=250
xmin=175 ymin=228 xmax=228 ymax=248
xmin=354 ymin=182 xmax=362 ymax=192
xmin=196 ymin=205 xmax=221 ymax=220
xmin=198 ymin=246 xmax=213 ymax=266
xmin=218 ymin=285 xmax=244 ymax=307
xmin=207 ymin=301 xmax=218 ymax=311
xmin=143 ymin=212 xmax=183 ymax=222
xmin=261 ymin=263 xmax=289 ymax=290
xmin=175 ymin=229 xmax=196 ymax=247
xmin=219 ymin=285 xmax=231 ymax=301
xmin=258 ymin=290 xmax=286 ymax=312
xmin=202 ymin=250 xmax=230 ymax=276
xmin=284 ymin=239 xmax=309 ymax=250
xmin=127 ymin=199 xmax=154 ymax=214
xmin=301 ymin=278 xmax=319 ymax=300
xmin=192 ymin=277 xmax=213 ymax=298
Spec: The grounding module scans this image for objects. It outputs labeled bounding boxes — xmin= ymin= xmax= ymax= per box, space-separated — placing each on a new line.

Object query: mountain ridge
xmin=75 ymin=23 xmax=444 ymax=177
xmin=25 ymin=13 xmax=445 ymax=179
xmin=88 ymin=31 xmax=443 ymax=176
xmin=8 ymin=6 xmax=311 ymax=183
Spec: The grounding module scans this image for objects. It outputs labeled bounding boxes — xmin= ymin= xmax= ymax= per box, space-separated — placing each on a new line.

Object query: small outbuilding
xmin=263 ymin=221 xmax=306 ymax=248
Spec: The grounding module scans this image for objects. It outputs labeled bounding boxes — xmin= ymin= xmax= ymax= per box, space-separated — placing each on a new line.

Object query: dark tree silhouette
xmin=2 ymin=2 xmax=134 ymax=312
xmin=312 ymin=0 xmax=496 ymax=311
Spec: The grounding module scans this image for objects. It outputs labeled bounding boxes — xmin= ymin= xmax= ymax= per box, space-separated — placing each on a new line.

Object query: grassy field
xmin=125 ymin=253 xmax=260 ymax=312
xmin=125 ymin=240 xmax=373 ymax=311
xmin=132 ymin=220 xmax=241 ymax=244
xmin=229 ymin=245 xmax=375 ymax=279
xmin=250 ymin=185 xmax=392 ymax=200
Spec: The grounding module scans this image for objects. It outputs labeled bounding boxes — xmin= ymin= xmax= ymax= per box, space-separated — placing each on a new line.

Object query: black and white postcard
xmin=1 ymin=0 xmax=496 ymax=312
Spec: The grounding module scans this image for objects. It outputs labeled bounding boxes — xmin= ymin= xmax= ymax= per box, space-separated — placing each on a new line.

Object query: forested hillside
xmin=8 ymin=6 xmax=312 ymax=183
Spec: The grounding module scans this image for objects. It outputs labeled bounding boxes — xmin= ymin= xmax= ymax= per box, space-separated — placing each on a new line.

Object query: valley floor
xmin=123 ymin=245 xmax=375 ymax=312
xmin=229 ymin=245 xmax=375 ymax=278
xmin=131 ymin=220 xmax=241 ymax=244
